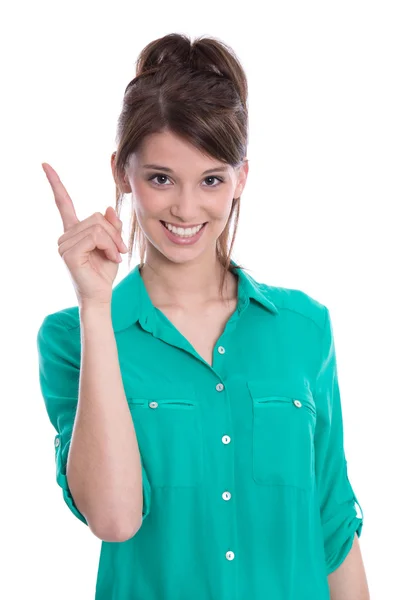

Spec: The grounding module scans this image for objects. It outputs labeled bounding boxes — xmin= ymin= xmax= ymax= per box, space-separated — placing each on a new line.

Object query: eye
xmin=147 ymin=174 xmax=224 ymax=187
xmin=203 ymin=176 xmax=224 ymax=187
xmin=147 ymin=174 xmax=172 ymax=186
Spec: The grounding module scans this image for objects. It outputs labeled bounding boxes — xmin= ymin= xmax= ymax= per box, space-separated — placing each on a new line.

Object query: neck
xmin=139 ymin=254 xmax=235 ymax=310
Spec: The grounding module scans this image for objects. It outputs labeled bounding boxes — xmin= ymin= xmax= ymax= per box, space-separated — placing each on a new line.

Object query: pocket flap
xmin=247 ymin=378 xmax=316 ymax=412
xmin=127 ymin=380 xmax=196 ymax=404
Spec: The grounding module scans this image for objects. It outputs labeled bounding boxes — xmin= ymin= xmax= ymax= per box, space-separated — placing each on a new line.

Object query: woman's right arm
xmin=40 ymin=162 xmax=143 ymax=542
xmin=67 ymin=301 xmax=144 ymax=542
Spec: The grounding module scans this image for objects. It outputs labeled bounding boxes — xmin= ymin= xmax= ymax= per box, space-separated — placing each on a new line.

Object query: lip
xmin=160 ymin=220 xmax=207 ymax=228
xmin=160 ymin=220 xmax=207 ymax=245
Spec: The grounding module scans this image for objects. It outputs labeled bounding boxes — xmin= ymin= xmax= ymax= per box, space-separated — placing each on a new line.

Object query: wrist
xmin=79 ymin=300 xmax=112 ymax=319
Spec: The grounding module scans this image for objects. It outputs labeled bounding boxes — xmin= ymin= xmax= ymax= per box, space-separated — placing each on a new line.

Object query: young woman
xmin=37 ymin=33 xmax=369 ymax=600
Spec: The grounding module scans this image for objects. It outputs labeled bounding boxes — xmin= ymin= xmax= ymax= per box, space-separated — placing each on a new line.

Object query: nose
xmin=169 ymin=194 xmax=203 ymax=224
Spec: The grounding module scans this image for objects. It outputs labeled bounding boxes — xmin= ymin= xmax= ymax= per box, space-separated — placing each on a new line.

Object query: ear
xmin=234 ymin=158 xmax=249 ymax=198
xmin=111 ymin=151 xmax=132 ymax=194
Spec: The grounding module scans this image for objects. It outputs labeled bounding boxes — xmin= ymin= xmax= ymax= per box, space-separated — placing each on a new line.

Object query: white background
xmin=2 ymin=0 xmax=398 ymax=598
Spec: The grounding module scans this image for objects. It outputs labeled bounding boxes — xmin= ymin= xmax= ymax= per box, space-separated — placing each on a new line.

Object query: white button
xmin=55 ymin=437 xmax=60 ymax=447
xmin=222 ymin=491 xmax=231 ymax=501
xmin=226 ymin=551 xmax=235 ymax=560
xmin=218 ymin=346 xmax=225 ymax=354
xmin=222 ymin=435 xmax=231 ymax=444
xmin=293 ymin=399 xmax=302 ymax=408
xmin=216 ymin=383 xmax=224 ymax=392
xmin=149 ymin=401 xmax=158 ymax=409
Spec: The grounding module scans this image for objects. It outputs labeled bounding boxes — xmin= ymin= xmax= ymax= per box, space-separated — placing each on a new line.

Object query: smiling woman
xmin=37 ymin=31 xmax=369 ymax=600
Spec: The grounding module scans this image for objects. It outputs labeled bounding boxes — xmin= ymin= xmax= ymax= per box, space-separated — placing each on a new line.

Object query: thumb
xmin=104 ymin=206 xmax=123 ymax=232
xmin=104 ymin=207 xmax=127 ymax=255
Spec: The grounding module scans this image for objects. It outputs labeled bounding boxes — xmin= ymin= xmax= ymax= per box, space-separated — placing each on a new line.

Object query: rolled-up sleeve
xmin=37 ymin=314 xmax=152 ymax=527
xmin=313 ymin=307 xmax=364 ymax=575
xmin=37 ymin=314 xmax=88 ymax=524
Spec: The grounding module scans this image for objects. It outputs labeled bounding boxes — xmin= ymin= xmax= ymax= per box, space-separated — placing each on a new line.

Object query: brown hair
xmin=112 ymin=33 xmax=249 ymax=298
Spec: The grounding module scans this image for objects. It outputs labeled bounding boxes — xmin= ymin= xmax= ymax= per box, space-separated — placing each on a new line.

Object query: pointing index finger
xmin=42 ymin=163 xmax=80 ymax=232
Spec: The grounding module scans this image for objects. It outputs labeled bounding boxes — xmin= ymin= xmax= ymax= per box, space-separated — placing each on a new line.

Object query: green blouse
xmin=37 ymin=259 xmax=364 ymax=599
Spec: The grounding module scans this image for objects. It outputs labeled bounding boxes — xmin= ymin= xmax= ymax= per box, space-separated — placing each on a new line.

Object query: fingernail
xmin=117 ymin=254 xmax=123 ymax=263
xmin=121 ymin=241 xmax=128 ymax=252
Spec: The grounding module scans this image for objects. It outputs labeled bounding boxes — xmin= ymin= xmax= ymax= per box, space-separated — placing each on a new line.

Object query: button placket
xmin=215 ymin=380 xmax=235 ymax=561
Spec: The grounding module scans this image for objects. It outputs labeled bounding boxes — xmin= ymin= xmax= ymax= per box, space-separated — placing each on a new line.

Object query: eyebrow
xmin=141 ymin=163 xmax=229 ymax=175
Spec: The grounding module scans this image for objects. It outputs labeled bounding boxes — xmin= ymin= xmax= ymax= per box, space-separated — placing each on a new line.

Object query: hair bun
xmin=135 ymin=33 xmax=231 ymax=81
xmin=135 ymin=34 xmax=191 ymax=76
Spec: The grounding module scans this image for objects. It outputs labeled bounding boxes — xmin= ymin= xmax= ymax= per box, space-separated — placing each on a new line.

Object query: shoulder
xmin=258 ymin=280 xmax=328 ymax=333
xmin=39 ymin=305 xmax=80 ymax=332
xmin=37 ymin=306 xmax=81 ymax=355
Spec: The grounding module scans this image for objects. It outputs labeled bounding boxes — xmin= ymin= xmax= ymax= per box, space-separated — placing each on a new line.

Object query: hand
xmin=42 ymin=162 xmax=129 ymax=306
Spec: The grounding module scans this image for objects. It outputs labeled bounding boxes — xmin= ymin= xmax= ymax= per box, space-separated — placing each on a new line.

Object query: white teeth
xmin=163 ymin=222 xmax=204 ymax=237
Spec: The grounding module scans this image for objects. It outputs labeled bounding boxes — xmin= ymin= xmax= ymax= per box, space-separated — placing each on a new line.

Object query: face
xmin=111 ymin=129 xmax=248 ymax=265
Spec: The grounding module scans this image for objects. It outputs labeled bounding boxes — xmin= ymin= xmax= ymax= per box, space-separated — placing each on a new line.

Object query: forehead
xmin=130 ymin=130 xmax=232 ymax=173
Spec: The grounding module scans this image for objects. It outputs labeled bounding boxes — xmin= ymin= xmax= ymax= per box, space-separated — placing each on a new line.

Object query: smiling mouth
xmin=160 ymin=220 xmax=208 ymax=240
xmin=160 ymin=220 xmax=208 ymax=229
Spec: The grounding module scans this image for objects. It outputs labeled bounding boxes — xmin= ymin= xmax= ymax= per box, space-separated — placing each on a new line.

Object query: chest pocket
xmin=247 ymin=379 xmax=317 ymax=491
xmin=127 ymin=382 xmax=203 ymax=488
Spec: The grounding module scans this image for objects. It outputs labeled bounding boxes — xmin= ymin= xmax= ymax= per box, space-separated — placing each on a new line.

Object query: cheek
xmin=130 ymin=177 xmax=156 ymax=204
xmin=132 ymin=189 xmax=166 ymax=216
xmin=209 ymin=195 xmax=235 ymax=220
